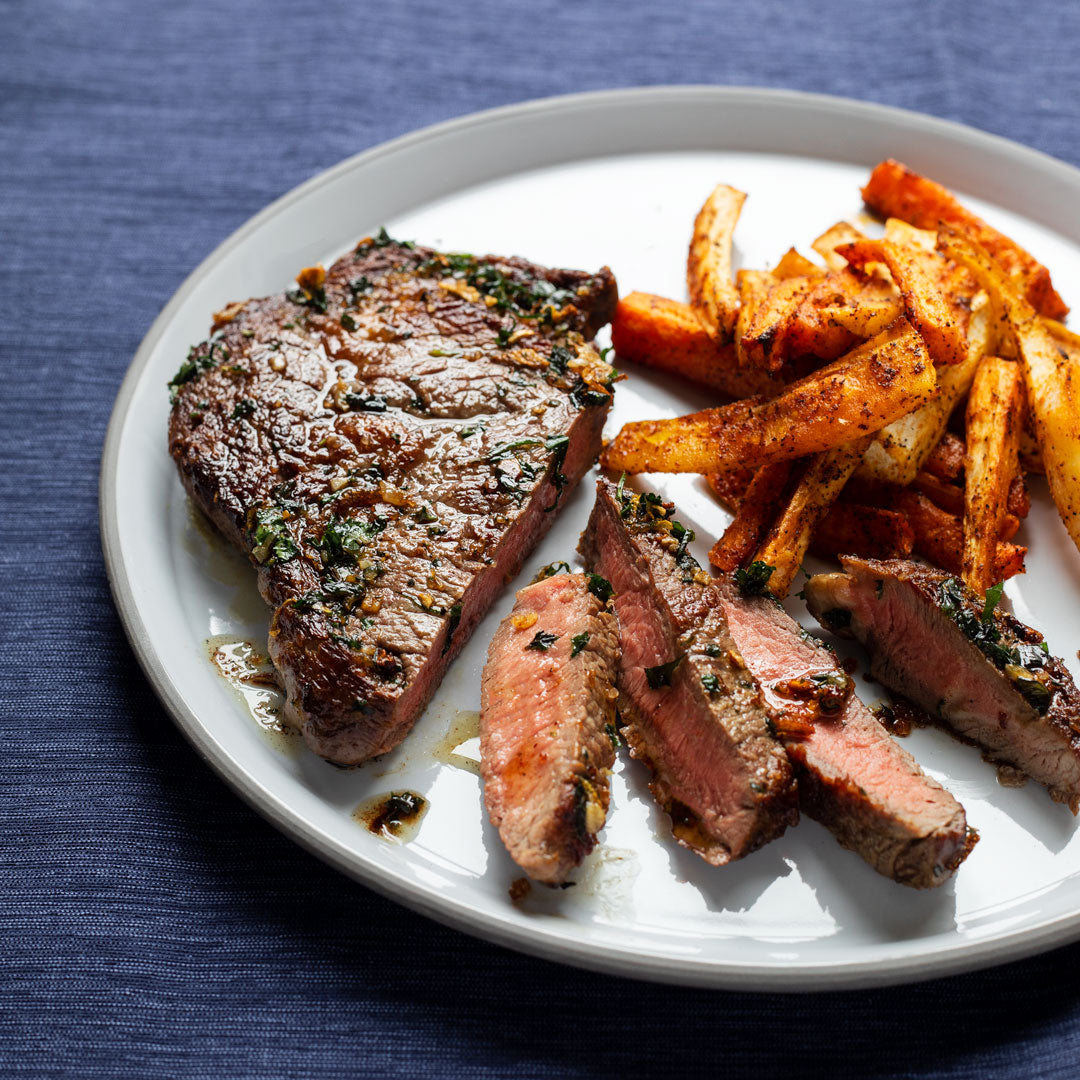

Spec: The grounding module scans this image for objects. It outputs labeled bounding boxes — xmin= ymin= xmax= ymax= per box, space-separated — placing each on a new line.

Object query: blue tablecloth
xmin=4 ymin=1 xmax=1080 ymax=1075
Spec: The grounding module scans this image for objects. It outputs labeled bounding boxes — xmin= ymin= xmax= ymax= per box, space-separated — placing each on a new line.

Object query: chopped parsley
xmin=734 ymin=561 xmax=776 ymax=596
xmin=570 ymin=632 xmax=590 ymax=658
xmin=535 ymin=561 xmax=571 ymax=580
xmin=230 ymin=397 xmax=256 ymax=420
xmin=251 ymin=506 xmax=299 ymax=565
xmin=701 ymin=673 xmax=720 ymax=696
xmin=526 ymin=630 xmax=560 ymax=652
xmin=645 ymin=653 xmax=685 ymax=689
xmin=317 ymin=515 xmax=385 ymax=566
xmin=586 ymin=573 xmax=614 ymax=603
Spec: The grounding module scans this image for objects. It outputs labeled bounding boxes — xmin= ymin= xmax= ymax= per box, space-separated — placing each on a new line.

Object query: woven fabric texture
xmin=3 ymin=0 xmax=1080 ymax=1075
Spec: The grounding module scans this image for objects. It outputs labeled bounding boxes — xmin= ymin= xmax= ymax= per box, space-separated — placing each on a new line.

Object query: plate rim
xmin=99 ymin=84 xmax=1080 ymax=990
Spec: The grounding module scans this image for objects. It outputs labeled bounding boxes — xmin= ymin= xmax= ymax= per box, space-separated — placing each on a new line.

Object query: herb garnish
xmin=526 ymin=630 xmax=560 ymax=651
xmin=645 ymin=653 xmax=685 ymax=689
xmin=981 ymin=581 xmax=1004 ymax=624
xmin=701 ymin=673 xmax=720 ymax=696
xmin=734 ymin=561 xmax=776 ymax=596
xmin=317 ymin=515 xmax=385 ymax=566
xmin=586 ymin=573 xmax=614 ymax=603
xmin=344 ymin=392 xmax=388 ymax=412
xmin=937 ymin=577 xmax=1054 ymax=712
xmin=535 ymin=561 xmax=571 ymax=580
xmin=570 ymin=632 xmax=590 ymax=658
xmin=251 ymin=506 xmax=299 ymax=565
xmin=230 ymin=398 xmax=256 ymax=420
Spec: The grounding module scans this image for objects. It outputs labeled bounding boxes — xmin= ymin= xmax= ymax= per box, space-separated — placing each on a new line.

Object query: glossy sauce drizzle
xmin=354 ymin=791 xmax=429 ymax=842
xmin=207 ymin=636 xmax=300 ymax=756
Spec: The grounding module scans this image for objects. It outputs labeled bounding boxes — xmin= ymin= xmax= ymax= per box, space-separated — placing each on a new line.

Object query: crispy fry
xmin=811 ymin=221 xmax=867 ymax=271
xmin=603 ymin=319 xmax=937 ymax=476
xmin=892 ymin=489 xmax=1026 ymax=581
xmin=922 ymin=432 xmax=967 ymax=480
xmin=773 ymin=247 xmax=824 ymax=280
xmin=610 ymin=292 xmax=780 ymax=398
xmin=857 ymin=296 xmax=989 ymax=485
xmin=962 ymin=357 xmax=1023 ymax=593
xmin=739 ymin=274 xmax=818 ymax=371
xmin=706 ymin=468 xmax=754 ymax=513
xmin=807 ymin=267 xmax=901 ymax=340
xmin=1008 ymin=473 xmax=1031 ymax=520
xmin=734 ymin=269 xmax=774 ymax=369
xmin=810 ymin=503 xmax=914 ymax=561
xmin=754 ymin=437 xmax=873 ymax=597
xmin=863 ymin=159 xmax=1068 ymax=319
xmin=939 ymin=227 xmax=1080 ymax=555
xmin=687 ymin=184 xmax=746 ymax=341
xmin=838 ymin=238 xmax=969 ymax=366
xmin=708 ymin=462 xmax=793 ymax=573
xmin=912 ymin=470 xmax=963 ymax=516
xmin=883 ymin=218 xmax=937 ymax=252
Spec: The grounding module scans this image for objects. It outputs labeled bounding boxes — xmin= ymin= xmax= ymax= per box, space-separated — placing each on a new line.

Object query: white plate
xmin=100 ymin=86 xmax=1080 ymax=989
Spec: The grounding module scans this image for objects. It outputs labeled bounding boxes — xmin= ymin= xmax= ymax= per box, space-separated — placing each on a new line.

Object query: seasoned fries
xmin=838 ymin=238 xmax=969 ymax=366
xmin=858 ymin=296 xmax=989 ymax=485
xmin=812 ymin=221 xmax=867 ymax=271
xmin=708 ymin=462 xmax=792 ymax=572
xmin=610 ymin=292 xmax=779 ymax=398
xmin=603 ymin=318 xmax=936 ymax=475
xmin=609 ymin=160 xmax=1073 ymax=594
xmin=753 ymin=437 xmax=873 ymax=598
xmin=962 ymin=357 xmax=1023 ymax=593
xmin=863 ymin=159 xmax=1068 ymax=319
xmin=687 ymin=184 xmax=746 ymax=341
xmin=939 ymin=227 xmax=1080 ymax=555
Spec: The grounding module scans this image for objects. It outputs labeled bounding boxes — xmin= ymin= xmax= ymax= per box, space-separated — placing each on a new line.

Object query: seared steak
xmin=480 ymin=572 xmax=619 ymax=884
xmin=579 ymin=479 xmax=798 ymax=865
xmin=805 ymin=557 xmax=1080 ymax=810
xmin=715 ymin=577 xmax=971 ymax=888
xmin=169 ymin=235 xmax=617 ymax=763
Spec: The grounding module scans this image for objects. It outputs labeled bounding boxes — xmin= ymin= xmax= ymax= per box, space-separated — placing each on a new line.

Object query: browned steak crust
xmin=169 ymin=235 xmax=617 ymax=763
xmin=579 ymin=479 xmax=799 ymax=865
xmin=805 ymin=556 xmax=1080 ymax=809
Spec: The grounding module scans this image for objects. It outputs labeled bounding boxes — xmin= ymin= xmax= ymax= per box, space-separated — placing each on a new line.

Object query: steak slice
xmin=480 ymin=572 xmax=619 ymax=885
xmin=169 ymin=235 xmax=617 ymax=763
xmin=579 ymin=479 xmax=798 ymax=865
xmin=715 ymin=577 xmax=971 ymax=888
xmin=805 ymin=556 xmax=1080 ymax=810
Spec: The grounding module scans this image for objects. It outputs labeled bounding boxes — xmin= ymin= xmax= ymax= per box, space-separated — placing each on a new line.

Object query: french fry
xmin=707 ymin=473 xmax=916 ymax=563
xmin=883 ymin=218 xmax=937 ymax=252
xmin=922 ymin=432 xmax=967 ymax=480
xmin=739 ymin=274 xmax=818 ymax=371
xmin=687 ymin=184 xmax=746 ymax=341
xmin=838 ymin=238 xmax=969 ymax=366
xmin=734 ymin=269 xmax=774 ymax=369
xmin=610 ymin=292 xmax=780 ymax=398
xmin=706 ymin=468 xmax=754 ymax=513
xmin=773 ymin=247 xmax=824 ymax=280
xmin=893 ymin=489 xmax=1026 ymax=581
xmin=810 ymin=503 xmax=914 ymax=561
xmin=962 ymin=357 xmax=1023 ymax=593
xmin=912 ymin=470 xmax=963 ymax=516
xmin=808 ymin=268 xmax=901 ymax=339
xmin=857 ymin=296 xmax=989 ymax=485
xmin=602 ymin=318 xmax=937 ymax=476
xmin=939 ymin=227 xmax=1080 ymax=555
xmin=863 ymin=159 xmax=1068 ymax=319
xmin=708 ymin=462 xmax=793 ymax=572
xmin=753 ymin=437 xmax=874 ymax=597
xmin=1008 ymin=474 xmax=1031 ymax=520
xmin=812 ymin=221 xmax=867 ymax=271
